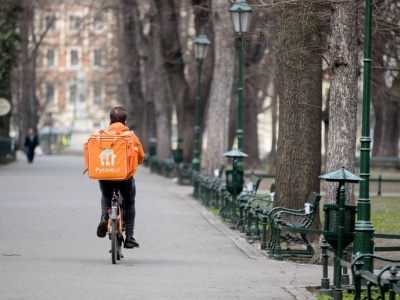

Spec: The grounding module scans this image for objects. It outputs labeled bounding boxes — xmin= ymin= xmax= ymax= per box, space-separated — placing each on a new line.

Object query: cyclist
xmin=96 ymin=106 xmax=145 ymax=248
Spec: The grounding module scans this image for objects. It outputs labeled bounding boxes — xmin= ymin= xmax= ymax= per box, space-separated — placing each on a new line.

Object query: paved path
xmin=0 ymin=155 xmax=327 ymax=299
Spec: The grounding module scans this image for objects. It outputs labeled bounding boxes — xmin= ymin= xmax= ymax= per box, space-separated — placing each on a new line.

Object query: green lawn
xmin=317 ymin=292 xmax=400 ymax=300
xmin=318 ymin=195 xmax=400 ymax=234
xmin=371 ymin=196 xmax=400 ymax=233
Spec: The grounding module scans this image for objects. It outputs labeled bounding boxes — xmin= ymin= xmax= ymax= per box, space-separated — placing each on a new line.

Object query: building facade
xmin=35 ymin=1 xmax=120 ymax=152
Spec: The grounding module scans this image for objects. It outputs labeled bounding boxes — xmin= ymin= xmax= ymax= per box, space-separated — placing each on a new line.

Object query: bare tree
xmin=241 ymin=6 xmax=268 ymax=169
xmin=154 ymin=0 xmax=190 ymax=152
xmin=184 ymin=0 xmax=214 ymax=165
xmin=325 ymin=0 xmax=358 ymax=205
xmin=14 ymin=0 xmax=40 ymax=147
xmin=116 ymin=0 xmax=146 ymax=141
xmin=274 ymin=1 xmax=322 ymax=219
xmin=369 ymin=1 xmax=400 ymax=157
xmin=147 ymin=0 xmax=173 ymax=159
xmin=202 ymin=0 xmax=235 ymax=173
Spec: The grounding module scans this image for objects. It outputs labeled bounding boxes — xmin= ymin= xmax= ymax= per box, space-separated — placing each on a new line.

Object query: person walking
xmin=95 ymin=107 xmax=145 ymax=248
xmin=24 ymin=128 xmax=39 ymax=163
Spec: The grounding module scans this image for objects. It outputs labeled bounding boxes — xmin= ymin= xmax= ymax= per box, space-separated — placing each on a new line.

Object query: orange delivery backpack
xmin=83 ymin=130 xmax=137 ymax=180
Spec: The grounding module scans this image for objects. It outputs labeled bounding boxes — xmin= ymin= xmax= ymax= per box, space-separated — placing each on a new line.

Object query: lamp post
xmin=229 ymin=0 xmax=252 ymax=171
xmin=353 ymin=0 xmax=375 ymax=272
xmin=191 ymin=29 xmax=211 ymax=171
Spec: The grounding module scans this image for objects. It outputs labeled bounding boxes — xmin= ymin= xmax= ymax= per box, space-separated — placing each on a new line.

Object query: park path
xmin=0 ymin=154 xmax=325 ymax=300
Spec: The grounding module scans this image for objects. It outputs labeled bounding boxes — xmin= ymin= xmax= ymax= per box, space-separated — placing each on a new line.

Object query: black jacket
xmin=24 ymin=135 xmax=39 ymax=149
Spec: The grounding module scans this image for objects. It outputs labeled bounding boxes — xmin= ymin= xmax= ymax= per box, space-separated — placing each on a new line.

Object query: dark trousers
xmin=99 ymin=177 xmax=136 ymax=237
xmin=27 ymin=147 xmax=35 ymax=162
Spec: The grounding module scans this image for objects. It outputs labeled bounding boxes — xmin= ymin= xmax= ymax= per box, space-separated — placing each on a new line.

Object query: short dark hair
xmin=110 ymin=106 xmax=127 ymax=124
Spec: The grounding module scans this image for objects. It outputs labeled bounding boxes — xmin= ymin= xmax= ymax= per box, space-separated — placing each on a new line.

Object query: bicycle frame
xmin=108 ymin=189 xmax=124 ymax=264
xmin=108 ymin=190 xmax=123 ymax=233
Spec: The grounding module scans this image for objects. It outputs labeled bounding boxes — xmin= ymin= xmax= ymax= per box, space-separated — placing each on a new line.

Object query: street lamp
xmin=191 ymin=29 xmax=211 ymax=171
xmin=353 ymin=0 xmax=375 ymax=272
xmin=229 ymin=0 xmax=252 ymax=171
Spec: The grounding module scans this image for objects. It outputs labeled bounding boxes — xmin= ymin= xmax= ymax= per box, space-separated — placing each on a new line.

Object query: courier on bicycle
xmin=91 ymin=106 xmax=145 ymax=248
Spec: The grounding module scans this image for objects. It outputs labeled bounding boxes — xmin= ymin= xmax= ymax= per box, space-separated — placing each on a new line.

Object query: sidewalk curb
xmin=182 ymin=192 xmax=268 ymax=261
xmin=168 ymin=185 xmax=318 ymax=300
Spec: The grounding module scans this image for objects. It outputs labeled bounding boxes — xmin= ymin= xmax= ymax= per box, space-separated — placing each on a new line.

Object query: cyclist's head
xmin=110 ymin=106 xmax=127 ymax=124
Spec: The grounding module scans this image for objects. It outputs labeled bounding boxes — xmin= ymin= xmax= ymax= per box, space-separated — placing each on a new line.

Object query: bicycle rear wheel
xmin=111 ymin=219 xmax=118 ymax=264
xmin=117 ymin=237 xmax=121 ymax=260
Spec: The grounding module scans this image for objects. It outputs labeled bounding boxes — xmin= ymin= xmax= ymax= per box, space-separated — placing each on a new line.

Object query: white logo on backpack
xmin=99 ymin=148 xmax=116 ymax=166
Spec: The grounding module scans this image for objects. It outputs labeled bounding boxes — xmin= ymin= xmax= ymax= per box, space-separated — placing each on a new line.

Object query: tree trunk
xmin=148 ymin=0 xmax=173 ymax=159
xmin=325 ymin=1 xmax=358 ymax=205
xmin=371 ymin=75 xmax=400 ymax=157
xmin=274 ymin=2 xmax=322 ymax=221
xmin=369 ymin=9 xmax=400 ymax=158
xmin=241 ymin=8 xmax=267 ymax=170
xmin=118 ymin=0 xmax=146 ymax=141
xmin=182 ymin=0 xmax=214 ymax=165
xmin=203 ymin=0 xmax=235 ymax=173
xmin=16 ymin=0 xmax=38 ymax=147
xmin=268 ymin=84 xmax=278 ymax=171
xmin=263 ymin=4 xmax=278 ymax=171
xmin=154 ymin=0 xmax=189 ymax=152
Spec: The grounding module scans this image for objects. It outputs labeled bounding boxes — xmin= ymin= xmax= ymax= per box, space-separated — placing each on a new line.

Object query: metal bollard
xmin=320 ymin=239 xmax=331 ymax=295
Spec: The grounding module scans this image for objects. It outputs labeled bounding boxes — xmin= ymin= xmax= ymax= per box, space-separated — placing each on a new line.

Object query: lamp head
xmin=193 ymin=29 xmax=211 ymax=61
xmin=229 ymin=0 xmax=253 ymax=34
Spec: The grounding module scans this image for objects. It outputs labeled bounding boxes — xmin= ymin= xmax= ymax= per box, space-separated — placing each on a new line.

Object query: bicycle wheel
xmin=117 ymin=236 xmax=121 ymax=260
xmin=117 ymin=206 xmax=124 ymax=260
xmin=111 ymin=219 xmax=118 ymax=264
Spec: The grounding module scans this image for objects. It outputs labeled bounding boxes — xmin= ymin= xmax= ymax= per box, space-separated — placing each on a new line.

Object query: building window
xmin=45 ymin=15 xmax=57 ymax=31
xmin=69 ymin=84 xmax=77 ymax=104
xmin=93 ymin=50 xmax=102 ymax=67
xmin=93 ymin=82 xmax=102 ymax=104
xmin=93 ymin=15 xmax=104 ymax=31
xmin=46 ymin=83 xmax=55 ymax=104
xmin=69 ymin=15 xmax=81 ymax=31
xmin=46 ymin=49 xmax=55 ymax=68
xmin=70 ymin=50 xmax=79 ymax=67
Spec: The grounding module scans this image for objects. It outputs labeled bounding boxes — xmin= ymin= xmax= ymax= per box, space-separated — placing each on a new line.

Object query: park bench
xmin=352 ymin=253 xmax=400 ymax=300
xmin=267 ymin=191 xmax=322 ymax=260
xmin=240 ymin=173 xmax=263 ymax=197
xmin=193 ymin=167 xmax=225 ymax=208
xmin=220 ymin=172 xmax=267 ymax=224
xmin=161 ymin=158 xmax=175 ymax=177
xmin=237 ymin=183 xmax=275 ymax=239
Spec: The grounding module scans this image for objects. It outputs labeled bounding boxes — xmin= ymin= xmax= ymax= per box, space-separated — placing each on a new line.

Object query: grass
xmin=371 ymin=196 xmax=400 ymax=233
xmin=204 ymin=195 xmax=400 ymax=234
xmin=319 ymin=195 xmax=400 ymax=234
xmin=316 ymin=292 xmax=400 ymax=300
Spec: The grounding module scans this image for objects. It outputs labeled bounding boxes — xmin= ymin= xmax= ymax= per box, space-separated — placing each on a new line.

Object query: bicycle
xmin=108 ymin=189 xmax=125 ymax=264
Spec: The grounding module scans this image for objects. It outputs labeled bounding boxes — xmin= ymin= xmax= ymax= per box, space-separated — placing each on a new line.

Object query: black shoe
xmin=124 ymin=236 xmax=139 ymax=248
xmin=96 ymin=216 xmax=108 ymax=238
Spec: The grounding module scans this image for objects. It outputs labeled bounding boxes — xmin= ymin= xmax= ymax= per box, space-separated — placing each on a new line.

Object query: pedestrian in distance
xmin=24 ymin=128 xmax=39 ymax=163
xmin=96 ymin=106 xmax=145 ymax=249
